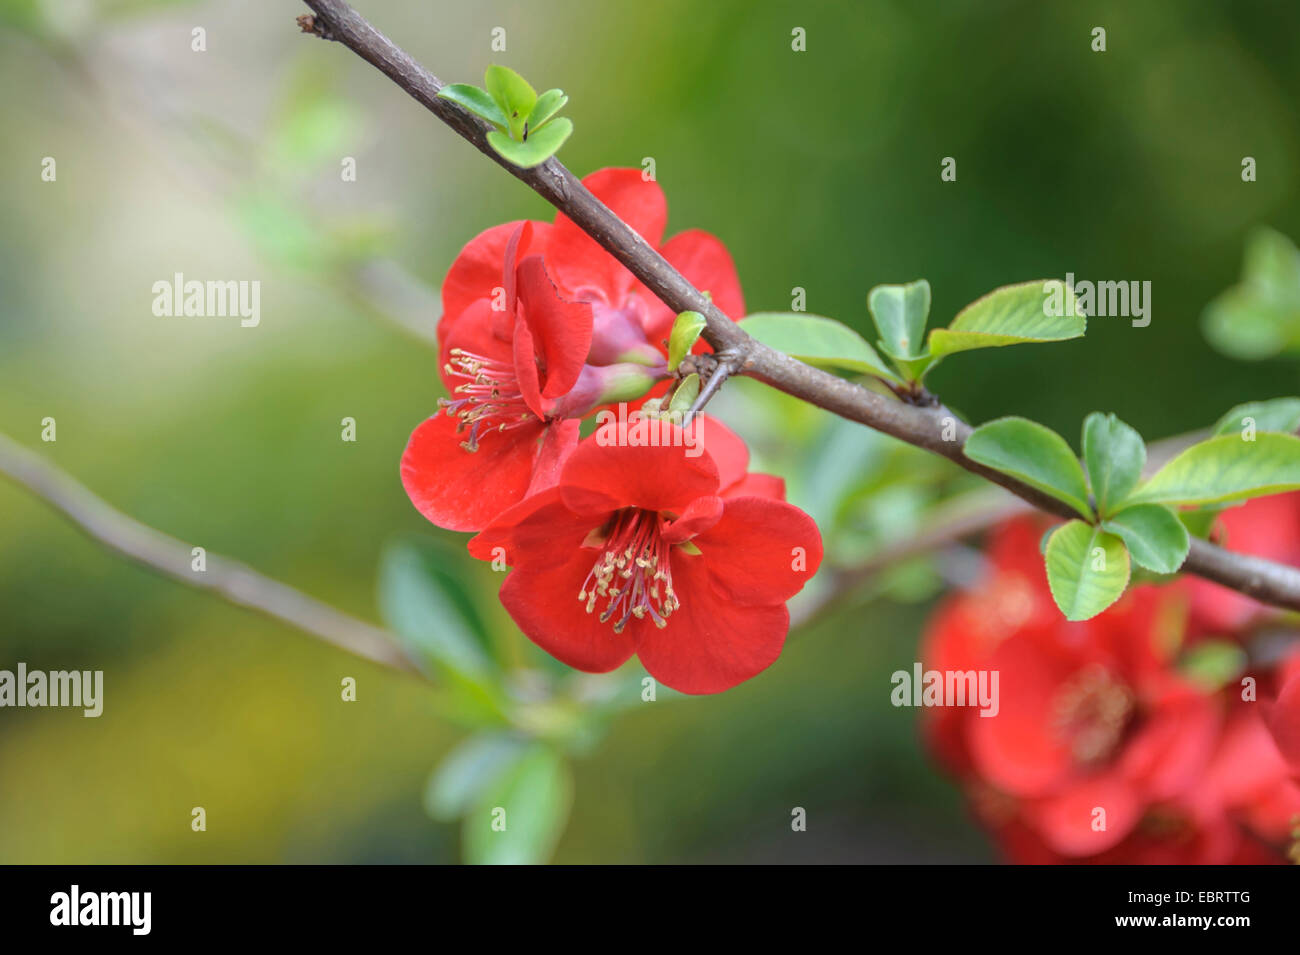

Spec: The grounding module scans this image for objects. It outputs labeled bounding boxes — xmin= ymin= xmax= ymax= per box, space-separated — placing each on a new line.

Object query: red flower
xmin=1187 ymin=491 xmax=1300 ymax=632
xmin=403 ymin=167 xmax=744 ymax=533
xmin=402 ymin=223 xmax=595 ymax=531
xmin=467 ymin=417 xmax=820 ymax=694
xmin=546 ymin=167 xmax=746 ymax=360
xmin=922 ymin=516 xmax=1300 ymax=863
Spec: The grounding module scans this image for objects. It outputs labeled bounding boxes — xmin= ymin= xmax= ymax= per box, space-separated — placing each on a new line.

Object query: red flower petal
xmin=639 ymin=229 xmax=746 ymax=344
xmin=1025 ymin=769 xmax=1142 ymax=856
xmin=515 ymin=255 xmax=593 ymax=402
xmin=688 ymin=415 xmax=748 ymax=491
xmin=439 ymin=297 xmax=509 ymax=379
xmin=689 ymin=496 xmax=822 ymax=605
xmin=440 ymin=220 xmax=548 ymax=345
xmin=549 ymin=168 xmax=667 ymax=302
xmin=965 ymin=635 xmax=1077 ymax=797
xmin=661 ymin=495 xmax=724 ymax=544
xmin=559 ymin=430 xmax=719 ymax=517
xmin=496 ymin=502 xmax=638 ymax=673
xmin=400 ymin=413 xmax=548 ymax=532
xmin=1267 ymin=672 xmax=1300 ymax=775
xmin=635 ymin=553 xmax=790 ymax=694
xmin=722 ymin=472 xmax=786 ymax=501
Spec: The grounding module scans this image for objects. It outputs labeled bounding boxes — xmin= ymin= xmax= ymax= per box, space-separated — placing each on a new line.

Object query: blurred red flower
xmin=922 ymin=502 xmax=1300 ymax=864
xmin=468 ymin=417 xmax=820 ymax=694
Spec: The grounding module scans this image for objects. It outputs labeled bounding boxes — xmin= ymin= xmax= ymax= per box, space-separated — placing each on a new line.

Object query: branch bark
xmin=299 ymin=0 xmax=1300 ymax=613
xmin=0 ymin=432 xmax=419 ymax=676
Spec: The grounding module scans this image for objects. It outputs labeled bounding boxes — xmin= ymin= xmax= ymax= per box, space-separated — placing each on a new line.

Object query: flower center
xmin=439 ymin=348 xmax=535 ymax=451
xmin=578 ymin=508 xmax=679 ymax=633
xmin=1051 ymin=664 xmax=1134 ymax=765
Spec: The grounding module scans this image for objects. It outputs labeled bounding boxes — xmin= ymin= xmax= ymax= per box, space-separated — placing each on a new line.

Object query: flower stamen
xmin=578 ymin=508 xmax=679 ymax=633
xmin=438 ymin=348 xmax=535 ymax=451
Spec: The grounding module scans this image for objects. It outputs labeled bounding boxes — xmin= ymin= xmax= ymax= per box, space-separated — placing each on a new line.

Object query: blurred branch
xmin=297 ymin=0 xmax=1300 ymax=613
xmin=0 ymin=433 xmax=421 ymax=676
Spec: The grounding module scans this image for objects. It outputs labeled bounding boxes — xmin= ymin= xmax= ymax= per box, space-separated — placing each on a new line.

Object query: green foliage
xmin=964 ymin=417 xmax=1093 ymax=519
xmin=667 ymin=310 xmax=706 ymax=372
xmin=928 ymin=280 xmax=1085 ymax=360
xmin=437 ymin=83 xmax=508 ymax=129
xmin=1044 ymin=520 xmax=1130 ymax=621
xmin=377 ymin=537 xmax=498 ymax=681
xmin=461 ymin=743 xmax=573 ymax=865
xmin=1178 ymin=639 xmax=1248 ymax=692
xmin=869 ymin=279 xmax=931 ymax=361
xmin=739 ymin=312 xmax=902 ymax=383
xmin=668 ymin=372 xmax=700 ymax=413
xmin=1212 ymin=397 xmax=1300 ymax=437
xmin=1081 ymin=412 xmax=1145 ymax=517
xmin=1128 ymin=432 xmax=1300 ymax=507
xmin=425 ymin=733 xmax=529 ymax=820
xmin=437 ymin=67 xmax=572 ymax=168
xmin=1101 ymin=503 xmax=1190 ymax=574
xmin=1203 ymin=228 xmax=1300 ymax=360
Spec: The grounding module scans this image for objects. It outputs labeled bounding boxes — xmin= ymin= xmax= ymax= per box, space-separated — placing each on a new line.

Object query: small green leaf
xmin=868 ymin=280 xmax=931 ymax=361
xmin=1128 ymin=432 xmax=1300 ymax=507
xmin=1178 ymin=506 xmax=1224 ymax=540
xmin=964 ymin=417 xmax=1093 ymax=519
xmin=667 ymin=310 xmax=706 ymax=372
xmin=1044 ymin=520 xmax=1130 ymax=621
xmin=1212 ymin=397 xmax=1300 ymax=437
xmin=1202 ymin=228 xmax=1300 ymax=360
xmin=527 ymin=88 xmax=568 ymax=132
xmin=929 ymin=279 xmax=1086 ymax=359
xmin=424 ymin=733 xmax=527 ymax=821
xmin=738 ymin=312 xmax=902 ymax=383
xmin=437 ymin=83 xmax=508 ymax=129
xmin=1179 ymin=639 xmax=1248 ymax=692
xmin=378 ymin=538 xmax=496 ymax=680
xmin=1102 ymin=504 xmax=1190 ymax=574
xmin=484 ymin=64 xmax=537 ymax=139
xmin=1082 ymin=412 xmax=1146 ymax=515
xmin=462 ymin=743 xmax=572 ymax=865
xmin=486 ymin=117 xmax=572 ymax=168
xmin=669 ymin=373 xmax=700 ymax=413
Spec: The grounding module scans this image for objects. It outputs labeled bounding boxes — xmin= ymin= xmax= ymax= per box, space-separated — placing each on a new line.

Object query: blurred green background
xmin=1 ymin=0 xmax=1297 ymax=863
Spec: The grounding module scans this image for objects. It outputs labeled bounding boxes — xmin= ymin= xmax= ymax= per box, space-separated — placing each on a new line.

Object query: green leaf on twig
xmin=739 ymin=312 xmax=903 ymax=383
xmin=964 ymin=417 xmax=1093 ymax=520
xmin=1044 ymin=520 xmax=1130 ymax=621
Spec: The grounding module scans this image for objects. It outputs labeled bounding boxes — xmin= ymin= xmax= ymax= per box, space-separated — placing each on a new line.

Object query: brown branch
xmin=298 ymin=0 xmax=1300 ymax=614
xmin=0 ymin=433 xmax=420 ymax=676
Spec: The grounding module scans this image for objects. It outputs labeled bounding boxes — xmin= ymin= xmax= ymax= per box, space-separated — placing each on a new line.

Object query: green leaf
xmin=868 ymin=280 xmax=931 ymax=361
xmin=1044 ymin=521 xmax=1130 ymax=621
xmin=486 ymin=117 xmax=572 ymax=168
xmin=377 ymin=538 xmax=496 ymax=680
xmin=424 ymin=733 xmax=528 ymax=821
xmin=738 ymin=312 xmax=902 ymax=383
xmin=667 ymin=310 xmax=706 ymax=372
xmin=1128 ymin=432 xmax=1300 ymax=507
xmin=1102 ymin=504 xmax=1190 ymax=574
xmin=1212 ymin=397 xmax=1300 ymax=437
xmin=964 ymin=417 xmax=1093 ymax=519
xmin=928 ymin=280 xmax=1086 ymax=359
xmin=1081 ymin=412 xmax=1146 ymax=515
xmin=1179 ymin=640 xmax=1248 ymax=692
xmin=1202 ymin=228 xmax=1300 ymax=360
xmin=527 ymin=88 xmax=568 ymax=132
xmin=437 ymin=83 xmax=508 ymax=129
xmin=484 ymin=64 xmax=537 ymax=139
xmin=463 ymin=744 xmax=572 ymax=865
xmin=668 ymin=373 xmax=700 ymax=413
